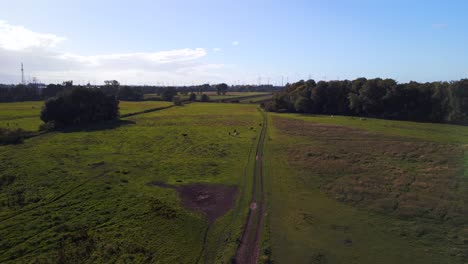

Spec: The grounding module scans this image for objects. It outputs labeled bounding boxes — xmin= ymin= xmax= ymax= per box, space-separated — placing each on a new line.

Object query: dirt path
xmin=235 ymin=110 xmax=267 ymax=264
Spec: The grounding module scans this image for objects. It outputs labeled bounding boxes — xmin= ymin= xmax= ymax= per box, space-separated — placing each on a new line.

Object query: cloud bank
xmin=0 ymin=20 xmax=225 ymax=84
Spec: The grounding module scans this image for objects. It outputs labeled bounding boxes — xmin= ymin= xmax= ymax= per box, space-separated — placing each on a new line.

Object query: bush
xmin=39 ymin=121 xmax=56 ymax=131
xmin=40 ymin=88 xmax=119 ymax=128
xmin=172 ymin=96 xmax=183 ymax=106
xmin=200 ymin=94 xmax=210 ymax=102
xmin=0 ymin=128 xmax=25 ymax=145
xmin=189 ymin=93 xmax=197 ymax=101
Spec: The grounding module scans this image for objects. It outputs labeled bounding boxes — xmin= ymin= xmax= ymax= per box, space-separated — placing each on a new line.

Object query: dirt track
xmin=235 ymin=110 xmax=267 ymax=264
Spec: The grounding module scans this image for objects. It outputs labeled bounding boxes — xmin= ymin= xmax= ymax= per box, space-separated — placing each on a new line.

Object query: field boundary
xmin=216 ymin=93 xmax=272 ymax=103
xmin=120 ymin=104 xmax=175 ymax=118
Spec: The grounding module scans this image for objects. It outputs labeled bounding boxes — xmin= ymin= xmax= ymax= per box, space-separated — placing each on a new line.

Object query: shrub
xmin=189 ymin=93 xmax=197 ymax=101
xmin=172 ymin=96 xmax=183 ymax=106
xmin=200 ymin=94 xmax=210 ymax=102
xmin=40 ymin=88 xmax=119 ymax=128
xmin=0 ymin=128 xmax=25 ymax=145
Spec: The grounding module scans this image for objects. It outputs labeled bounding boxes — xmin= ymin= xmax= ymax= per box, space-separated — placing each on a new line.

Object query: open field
xmin=0 ymin=103 xmax=262 ymax=263
xmin=264 ymin=113 xmax=468 ymax=263
xmin=0 ymin=101 xmax=173 ymax=131
xmin=2 ymin=99 xmax=467 ymax=264
xmin=0 ymin=101 xmax=43 ymax=131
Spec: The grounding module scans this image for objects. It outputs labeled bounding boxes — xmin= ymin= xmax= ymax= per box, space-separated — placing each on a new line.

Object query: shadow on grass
xmin=59 ymin=119 xmax=136 ymax=133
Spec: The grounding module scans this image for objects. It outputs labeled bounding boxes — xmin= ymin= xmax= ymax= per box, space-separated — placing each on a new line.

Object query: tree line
xmin=264 ymin=78 xmax=468 ymax=124
xmin=0 ymin=82 xmax=282 ymax=103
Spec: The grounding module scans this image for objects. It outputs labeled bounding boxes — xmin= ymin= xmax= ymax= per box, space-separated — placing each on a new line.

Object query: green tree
xmin=216 ymin=83 xmax=229 ymax=95
xmin=102 ymin=80 xmax=120 ymax=96
xmin=294 ymin=96 xmax=311 ymax=113
xmin=161 ymin=87 xmax=177 ymax=101
xmin=41 ymin=88 xmax=119 ymax=128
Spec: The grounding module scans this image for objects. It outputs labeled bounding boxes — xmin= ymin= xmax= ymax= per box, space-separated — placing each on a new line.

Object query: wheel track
xmin=235 ymin=109 xmax=267 ymax=264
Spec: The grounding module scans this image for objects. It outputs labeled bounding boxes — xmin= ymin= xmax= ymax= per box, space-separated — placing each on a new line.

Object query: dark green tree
xmin=40 ymin=88 xmax=119 ymax=128
xmin=216 ymin=83 xmax=229 ymax=95
xmin=161 ymin=87 xmax=178 ymax=101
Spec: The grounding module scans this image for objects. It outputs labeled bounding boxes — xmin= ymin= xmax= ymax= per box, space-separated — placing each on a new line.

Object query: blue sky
xmin=0 ymin=0 xmax=467 ymax=85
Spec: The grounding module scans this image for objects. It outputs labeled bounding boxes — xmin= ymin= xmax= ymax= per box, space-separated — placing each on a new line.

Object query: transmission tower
xmin=21 ymin=63 xmax=24 ymax=84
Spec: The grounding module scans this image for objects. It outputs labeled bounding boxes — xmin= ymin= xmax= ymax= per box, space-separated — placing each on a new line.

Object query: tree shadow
xmin=59 ymin=119 xmax=136 ymax=133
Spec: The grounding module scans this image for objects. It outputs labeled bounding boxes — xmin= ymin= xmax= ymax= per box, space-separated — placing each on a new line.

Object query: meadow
xmin=263 ymin=113 xmax=468 ymax=263
xmin=0 ymin=101 xmax=43 ymax=131
xmin=2 ymin=99 xmax=468 ymax=264
xmin=0 ymin=103 xmax=262 ymax=263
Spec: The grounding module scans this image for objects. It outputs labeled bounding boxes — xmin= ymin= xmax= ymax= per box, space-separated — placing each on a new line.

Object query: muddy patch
xmin=148 ymin=181 xmax=238 ymax=223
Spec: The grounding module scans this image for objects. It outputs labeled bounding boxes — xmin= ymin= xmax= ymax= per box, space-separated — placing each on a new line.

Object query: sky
xmin=0 ymin=0 xmax=467 ymax=85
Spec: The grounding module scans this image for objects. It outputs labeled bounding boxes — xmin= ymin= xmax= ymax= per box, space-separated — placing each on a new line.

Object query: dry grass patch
xmin=273 ymin=116 xmax=467 ymax=243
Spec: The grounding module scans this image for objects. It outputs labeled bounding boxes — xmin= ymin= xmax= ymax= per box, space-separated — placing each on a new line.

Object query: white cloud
xmin=0 ymin=20 xmax=65 ymax=51
xmin=432 ymin=23 xmax=448 ymax=29
xmin=0 ymin=21 xmax=226 ymax=84
xmin=212 ymin=48 xmax=222 ymax=52
xmin=232 ymin=41 xmax=239 ymax=46
xmin=56 ymin=48 xmax=207 ymax=67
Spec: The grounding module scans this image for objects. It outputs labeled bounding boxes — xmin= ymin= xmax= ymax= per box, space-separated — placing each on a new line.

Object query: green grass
xmin=0 ymin=103 xmax=262 ymax=263
xmin=264 ymin=113 xmax=468 ymax=264
xmin=0 ymin=101 xmax=44 ymax=131
xmin=3 ymin=101 xmax=466 ymax=263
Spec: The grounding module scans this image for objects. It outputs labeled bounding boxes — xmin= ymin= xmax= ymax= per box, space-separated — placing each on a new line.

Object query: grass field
xmin=264 ymin=113 xmax=468 ymax=263
xmin=0 ymin=101 xmax=43 ymax=131
xmin=0 ymin=103 xmax=262 ymax=263
xmin=0 ymin=101 xmax=173 ymax=131
xmin=2 ymin=99 xmax=467 ymax=263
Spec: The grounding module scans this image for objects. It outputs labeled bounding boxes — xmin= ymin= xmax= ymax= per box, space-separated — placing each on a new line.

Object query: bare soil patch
xmin=149 ymin=182 xmax=238 ymax=223
xmin=177 ymin=184 xmax=238 ymax=223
